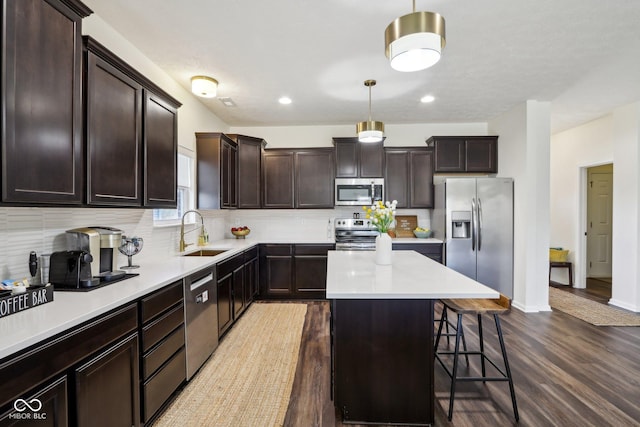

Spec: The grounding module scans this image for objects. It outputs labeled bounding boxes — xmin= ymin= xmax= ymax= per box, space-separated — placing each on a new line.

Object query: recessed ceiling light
xmin=420 ymin=95 xmax=435 ymax=103
xmin=279 ymin=96 xmax=292 ymax=105
xmin=217 ymin=97 xmax=236 ymax=107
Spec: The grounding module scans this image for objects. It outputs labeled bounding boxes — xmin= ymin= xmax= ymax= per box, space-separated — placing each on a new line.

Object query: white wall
xmin=229 ymin=123 xmax=488 ymax=148
xmin=550 ymin=102 xmax=640 ymax=312
xmin=610 ymin=103 xmax=640 ymax=311
xmin=489 ymin=101 xmax=552 ymax=312
xmin=82 ymin=14 xmax=229 ymax=152
xmin=550 ymin=115 xmax=614 ymax=287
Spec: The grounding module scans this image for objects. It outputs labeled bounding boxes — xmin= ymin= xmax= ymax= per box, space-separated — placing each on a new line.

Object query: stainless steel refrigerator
xmin=433 ymin=177 xmax=514 ymax=298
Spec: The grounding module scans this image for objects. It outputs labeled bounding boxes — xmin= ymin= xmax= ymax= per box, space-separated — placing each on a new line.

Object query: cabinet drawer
xmin=244 ymin=246 xmax=258 ymax=262
xmin=216 ymin=253 xmax=244 ymax=278
xmin=141 ymin=280 xmax=183 ymax=324
xmin=295 ymin=244 xmax=334 ymax=256
xmin=261 ymin=244 xmax=293 ymax=256
xmin=142 ymin=303 xmax=184 ymax=352
xmin=143 ymin=347 xmax=186 ymax=422
xmin=143 ymin=326 xmax=185 ymax=379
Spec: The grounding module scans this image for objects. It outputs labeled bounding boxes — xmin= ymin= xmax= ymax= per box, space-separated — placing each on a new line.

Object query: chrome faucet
xmin=179 ymin=210 xmax=209 ymax=252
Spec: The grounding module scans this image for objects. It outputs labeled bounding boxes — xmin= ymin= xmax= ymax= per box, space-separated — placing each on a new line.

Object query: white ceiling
xmin=84 ymin=0 xmax=640 ymax=134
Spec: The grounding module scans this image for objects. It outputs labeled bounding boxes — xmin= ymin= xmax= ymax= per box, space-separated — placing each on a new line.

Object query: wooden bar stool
xmin=434 ymin=294 xmax=519 ymax=422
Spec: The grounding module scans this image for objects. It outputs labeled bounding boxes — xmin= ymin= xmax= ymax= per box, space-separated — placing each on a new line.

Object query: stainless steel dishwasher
xmin=183 ymin=267 xmax=218 ymax=380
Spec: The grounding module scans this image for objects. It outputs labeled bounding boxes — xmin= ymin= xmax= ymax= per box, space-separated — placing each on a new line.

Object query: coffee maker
xmin=66 ymin=226 xmax=126 ymax=281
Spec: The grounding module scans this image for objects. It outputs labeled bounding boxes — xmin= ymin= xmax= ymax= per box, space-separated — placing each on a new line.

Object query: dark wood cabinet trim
xmin=0 ymin=303 xmax=137 ymax=408
xmin=82 ymin=36 xmax=180 ymax=109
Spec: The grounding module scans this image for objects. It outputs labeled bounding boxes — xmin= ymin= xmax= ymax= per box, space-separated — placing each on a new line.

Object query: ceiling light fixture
xmin=385 ymin=0 xmax=446 ymax=72
xmin=279 ymin=96 xmax=292 ymax=105
xmin=356 ymin=79 xmax=384 ymax=143
xmin=421 ymin=94 xmax=435 ymax=103
xmin=191 ymin=75 xmax=218 ymax=98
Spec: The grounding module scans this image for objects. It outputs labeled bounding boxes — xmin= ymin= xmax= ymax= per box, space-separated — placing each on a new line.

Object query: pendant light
xmin=385 ymin=0 xmax=446 ymax=72
xmin=356 ymin=80 xmax=384 ymax=143
xmin=191 ymin=76 xmax=218 ymax=98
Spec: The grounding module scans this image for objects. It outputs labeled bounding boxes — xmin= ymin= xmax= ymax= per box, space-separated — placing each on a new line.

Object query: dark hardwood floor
xmin=284 ymin=298 xmax=640 ymax=426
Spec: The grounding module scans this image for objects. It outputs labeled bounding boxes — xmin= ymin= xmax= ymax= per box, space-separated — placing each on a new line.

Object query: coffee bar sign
xmin=0 ymin=286 xmax=54 ymax=318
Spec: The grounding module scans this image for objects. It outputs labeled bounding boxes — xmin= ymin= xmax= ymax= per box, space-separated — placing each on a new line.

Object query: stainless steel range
xmin=334 ymin=217 xmax=379 ymax=250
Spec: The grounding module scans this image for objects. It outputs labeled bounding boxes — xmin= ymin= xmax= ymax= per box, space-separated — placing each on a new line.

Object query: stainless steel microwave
xmin=335 ymin=178 xmax=384 ymax=206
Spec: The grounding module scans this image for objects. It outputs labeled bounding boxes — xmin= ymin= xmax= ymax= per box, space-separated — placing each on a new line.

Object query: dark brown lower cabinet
xmin=244 ymin=247 xmax=259 ymax=303
xmin=259 ymin=244 xmax=333 ymax=299
xmin=0 ymin=376 xmax=68 ymax=426
xmin=392 ymin=243 xmax=443 ymax=263
xmin=332 ymin=299 xmax=434 ymax=425
xmin=216 ymin=251 xmax=253 ymax=337
xmin=139 ymin=281 xmax=186 ymax=424
xmin=75 ymin=333 xmax=140 ymax=427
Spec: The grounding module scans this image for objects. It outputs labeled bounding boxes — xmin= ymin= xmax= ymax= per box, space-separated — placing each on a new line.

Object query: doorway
xmin=585 ymin=164 xmax=613 ymax=295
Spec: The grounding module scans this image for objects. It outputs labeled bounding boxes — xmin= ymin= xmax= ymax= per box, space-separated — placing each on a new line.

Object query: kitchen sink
xmin=183 ymin=249 xmax=229 ymax=257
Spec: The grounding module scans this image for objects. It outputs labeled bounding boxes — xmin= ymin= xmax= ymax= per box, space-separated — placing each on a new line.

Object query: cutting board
xmin=394 ymin=215 xmax=418 ymax=237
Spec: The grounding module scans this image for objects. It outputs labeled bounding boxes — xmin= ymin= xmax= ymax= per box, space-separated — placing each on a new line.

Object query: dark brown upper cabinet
xmin=295 ymin=149 xmax=335 ymax=208
xmin=384 ymin=148 xmax=434 ymax=208
xmin=227 ymin=134 xmax=266 ymax=209
xmin=83 ymin=36 xmax=180 ymax=207
xmin=144 ymin=92 xmax=178 ymax=208
xmin=196 ymin=132 xmax=238 ymax=209
xmin=333 ymin=137 xmax=384 ymax=178
xmin=427 ymin=136 xmax=498 ymax=173
xmin=1 ymin=0 xmax=92 ymax=205
xmin=262 ymin=150 xmax=295 ymax=208
xmin=262 ymin=148 xmax=334 ymax=209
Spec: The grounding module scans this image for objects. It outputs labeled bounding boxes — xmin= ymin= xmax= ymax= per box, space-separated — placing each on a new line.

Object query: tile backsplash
xmin=0 ymin=206 xmax=430 ymax=285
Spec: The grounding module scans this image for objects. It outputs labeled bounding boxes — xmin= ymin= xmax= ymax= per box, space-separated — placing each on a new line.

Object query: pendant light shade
xmin=191 ymin=75 xmax=218 ymax=98
xmin=357 ymin=80 xmax=385 ymax=143
xmin=385 ymin=3 xmax=446 ymax=72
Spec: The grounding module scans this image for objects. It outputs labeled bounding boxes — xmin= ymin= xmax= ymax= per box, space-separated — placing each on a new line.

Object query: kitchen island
xmin=326 ymin=250 xmax=498 ymax=426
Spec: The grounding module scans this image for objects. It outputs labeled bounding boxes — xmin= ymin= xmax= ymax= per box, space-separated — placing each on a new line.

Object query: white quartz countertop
xmin=326 ymin=250 xmax=499 ymax=299
xmin=0 ymin=238 xmax=261 ymax=360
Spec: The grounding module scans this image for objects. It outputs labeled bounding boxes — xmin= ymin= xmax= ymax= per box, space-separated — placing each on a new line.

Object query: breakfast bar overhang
xmin=326 ymin=250 xmax=499 ymax=426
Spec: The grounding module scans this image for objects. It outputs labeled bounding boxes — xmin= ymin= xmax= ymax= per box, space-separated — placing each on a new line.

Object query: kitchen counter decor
xmin=363 ymin=200 xmax=397 ymax=265
xmin=0 ymin=284 xmax=54 ymax=319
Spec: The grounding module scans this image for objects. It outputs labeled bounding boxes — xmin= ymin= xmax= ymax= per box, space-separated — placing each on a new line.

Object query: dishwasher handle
xmin=190 ymin=272 xmax=213 ymax=292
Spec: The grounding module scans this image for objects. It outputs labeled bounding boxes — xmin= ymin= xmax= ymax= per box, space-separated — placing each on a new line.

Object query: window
xmin=153 ymin=152 xmax=194 ymax=225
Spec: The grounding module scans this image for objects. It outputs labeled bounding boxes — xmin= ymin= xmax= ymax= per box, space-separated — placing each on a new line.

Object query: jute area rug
xmin=154 ymin=302 xmax=307 ymax=427
xmin=549 ymin=286 xmax=640 ymax=326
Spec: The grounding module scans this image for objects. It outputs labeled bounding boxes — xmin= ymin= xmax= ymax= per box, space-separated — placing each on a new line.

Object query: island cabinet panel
xmin=228 ymin=134 xmax=265 ymax=209
xmin=144 ymin=92 xmax=178 ymax=207
xmin=1 ymin=0 xmax=91 ymax=205
xmin=332 ymin=299 xmax=434 ymax=425
xmin=75 ymin=332 xmax=140 ymax=427
xmin=262 ymin=151 xmax=295 ymax=208
xmin=333 ymin=137 xmax=384 ymax=178
xmin=428 ymin=136 xmax=498 ymax=173
xmin=295 ymin=149 xmax=335 ymax=208
xmin=385 ymin=148 xmax=434 ymax=208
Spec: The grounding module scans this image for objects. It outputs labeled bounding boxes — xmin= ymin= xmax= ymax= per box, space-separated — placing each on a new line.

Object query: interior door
xmin=587 ymin=166 xmax=613 ymax=278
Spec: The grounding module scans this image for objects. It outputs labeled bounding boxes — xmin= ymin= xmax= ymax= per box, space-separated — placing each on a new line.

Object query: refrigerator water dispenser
xmin=451 ymin=211 xmax=471 ymax=238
